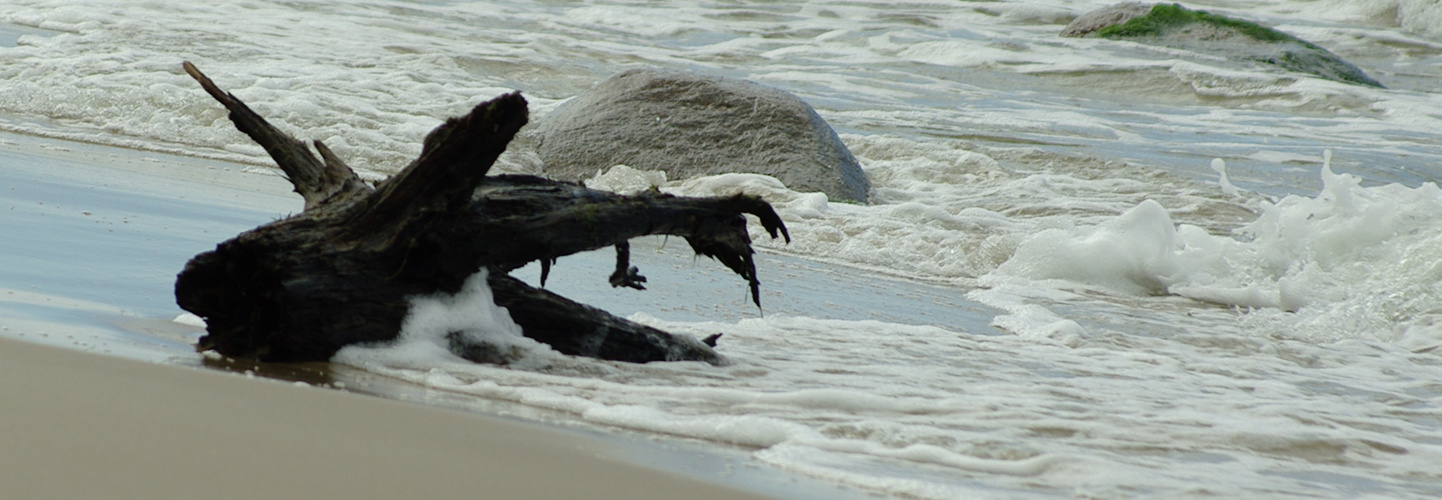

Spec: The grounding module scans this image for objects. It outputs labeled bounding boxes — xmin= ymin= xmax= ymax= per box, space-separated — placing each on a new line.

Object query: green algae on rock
xmin=1063 ymin=3 xmax=1384 ymax=88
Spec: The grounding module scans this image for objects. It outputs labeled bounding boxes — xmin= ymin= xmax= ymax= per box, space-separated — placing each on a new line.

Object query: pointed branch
xmin=348 ymin=93 xmax=529 ymax=235
xmin=182 ymin=61 xmax=367 ymax=209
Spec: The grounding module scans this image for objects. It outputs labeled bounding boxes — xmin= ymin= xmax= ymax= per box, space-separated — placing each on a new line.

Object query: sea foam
xmin=335 ymin=270 xmax=557 ymax=369
xmin=977 ymin=150 xmax=1442 ymax=345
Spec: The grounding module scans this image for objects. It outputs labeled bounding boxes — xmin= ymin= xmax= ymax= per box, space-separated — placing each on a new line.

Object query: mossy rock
xmin=1063 ymin=3 xmax=1384 ymax=88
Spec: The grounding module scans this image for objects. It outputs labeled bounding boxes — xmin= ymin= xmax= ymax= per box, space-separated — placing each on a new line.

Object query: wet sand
xmin=0 ymin=336 xmax=776 ymax=499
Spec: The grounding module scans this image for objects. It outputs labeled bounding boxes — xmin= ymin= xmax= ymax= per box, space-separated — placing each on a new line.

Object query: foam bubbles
xmin=1212 ymin=158 xmax=1243 ymax=196
xmin=1316 ymin=0 xmax=1442 ymax=39
xmin=583 ymin=164 xmax=666 ymax=195
xmin=979 ymin=150 xmax=1442 ymax=345
xmin=995 ymin=199 xmax=1181 ymax=296
xmin=335 ymin=270 xmax=555 ymax=368
xmin=171 ymin=312 xmax=205 ymax=328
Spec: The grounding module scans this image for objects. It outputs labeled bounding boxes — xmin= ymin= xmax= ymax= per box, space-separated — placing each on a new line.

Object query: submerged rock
xmin=536 ymin=69 xmax=871 ymax=203
xmin=1061 ymin=3 xmax=1384 ymax=88
xmin=1060 ymin=2 xmax=1154 ymax=38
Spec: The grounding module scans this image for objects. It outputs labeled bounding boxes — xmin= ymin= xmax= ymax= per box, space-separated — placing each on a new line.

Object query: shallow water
xmin=3 ymin=0 xmax=1442 ymax=498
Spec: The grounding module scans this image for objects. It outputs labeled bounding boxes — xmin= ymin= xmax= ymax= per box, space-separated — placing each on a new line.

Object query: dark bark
xmin=174 ymin=62 xmax=788 ymax=365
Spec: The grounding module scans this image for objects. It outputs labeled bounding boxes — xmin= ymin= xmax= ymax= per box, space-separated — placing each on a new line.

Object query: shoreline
xmin=0 ymin=131 xmax=877 ymax=500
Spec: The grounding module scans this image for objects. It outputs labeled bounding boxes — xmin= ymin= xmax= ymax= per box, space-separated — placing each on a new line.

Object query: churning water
xmin=4 ymin=0 xmax=1442 ymax=497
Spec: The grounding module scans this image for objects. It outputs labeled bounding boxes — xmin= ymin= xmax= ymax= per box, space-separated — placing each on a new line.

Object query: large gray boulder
xmin=1062 ymin=3 xmax=1384 ymax=88
xmin=536 ymin=69 xmax=870 ymax=203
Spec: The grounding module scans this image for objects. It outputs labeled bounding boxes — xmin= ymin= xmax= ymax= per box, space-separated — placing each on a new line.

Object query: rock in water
xmin=1062 ymin=3 xmax=1384 ymax=88
xmin=1059 ymin=2 xmax=1154 ymax=38
xmin=536 ymin=69 xmax=871 ymax=203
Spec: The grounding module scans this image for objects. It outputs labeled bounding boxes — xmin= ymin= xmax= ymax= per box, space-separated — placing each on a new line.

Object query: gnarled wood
xmin=174 ymin=62 xmax=788 ymax=364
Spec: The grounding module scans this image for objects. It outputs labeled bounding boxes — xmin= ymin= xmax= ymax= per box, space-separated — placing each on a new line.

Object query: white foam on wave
xmin=646 ymin=138 xmax=1440 ymax=351
xmin=561 ymin=5 xmax=697 ymax=38
xmin=329 ymin=312 xmax=1105 ymax=497
xmin=977 ymin=150 xmax=1442 ymax=346
xmin=171 ymin=312 xmax=205 ymax=328
xmin=662 ymin=132 xmax=1248 ymax=284
xmin=334 ymin=270 xmax=558 ymax=369
xmin=1212 ymin=158 xmax=1243 ymax=196
xmin=4 ymin=0 xmax=1433 ymax=178
xmin=329 ymin=304 xmax=1442 ymax=499
xmin=994 ymin=199 xmax=1182 ymax=296
xmin=896 ymin=40 xmax=1054 ymax=69
xmin=0 ymin=0 xmax=556 ymax=174
xmin=1311 ymin=0 xmax=1442 ymax=39
xmin=567 ymin=121 xmax=1442 ymax=497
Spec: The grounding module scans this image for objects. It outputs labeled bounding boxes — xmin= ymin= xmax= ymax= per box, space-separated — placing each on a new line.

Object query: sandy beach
xmin=0 ymin=336 xmax=778 ymax=499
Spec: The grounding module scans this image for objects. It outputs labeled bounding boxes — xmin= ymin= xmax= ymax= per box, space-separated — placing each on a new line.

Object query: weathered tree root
xmin=174 ymin=62 xmax=788 ymax=365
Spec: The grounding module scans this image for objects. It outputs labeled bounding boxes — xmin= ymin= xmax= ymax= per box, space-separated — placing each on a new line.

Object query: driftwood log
xmin=174 ymin=62 xmax=789 ymax=365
